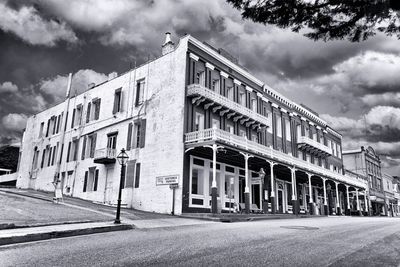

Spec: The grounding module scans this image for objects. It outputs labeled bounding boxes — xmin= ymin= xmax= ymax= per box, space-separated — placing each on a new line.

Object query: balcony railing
xmin=94 ymin=148 xmax=116 ymax=164
xmin=187 ymin=84 xmax=270 ymax=127
xmin=297 ymin=136 xmax=332 ymax=156
xmin=185 ymin=128 xmax=366 ymax=189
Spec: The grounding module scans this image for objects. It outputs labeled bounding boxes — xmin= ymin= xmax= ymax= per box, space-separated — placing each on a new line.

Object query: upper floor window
xmin=251 ymin=99 xmax=257 ymax=112
xmin=227 ymin=86 xmax=234 ymax=100
xmin=239 ymin=92 xmax=246 ymax=106
xmin=127 ymin=119 xmax=147 ymax=149
xmin=107 ymin=133 xmax=118 ymax=150
xmin=197 ymin=71 xmax=205 ymax=87
xmin=195 ymin=112 xmax=204 ymax=131
xmin=39 ymin=122 xmax=44 ymax=138
xmin=135 ymin=79 xmax=145 ymax=107
xmin=71 ymin=104 xmax=82 ymax=128
xmin=212 ymin=79 xmax=220 ymax=94
xmin=113 ymin=88 xmax=122 ymax=114
xmin=82 ymin=133 xmax=97 ymax=159
xmin=239 ymin=129 xmax=246 ymax=138
xmin=285 ymin=119 xmax=291 ymax=141
xmin=276 ymin=114 xmax=282 ymax=137
xmin=226 ymin=122 xmax=234 ymax=134
xmin=212 ymin=118 xmax=219 ymax=129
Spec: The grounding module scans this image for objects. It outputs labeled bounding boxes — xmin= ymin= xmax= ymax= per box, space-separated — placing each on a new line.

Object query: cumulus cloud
xmin=2 ymin=113 xmax=27 ymax=131
xmin=0 ymin=81 xmax=18 ymax=93
xmin=361 ymin=92 xmax=400 ymax=107
xmin=0 ymin=2 xmax=78 ymax=46
xmin=39 ymin=69 xmax=108 ymax=101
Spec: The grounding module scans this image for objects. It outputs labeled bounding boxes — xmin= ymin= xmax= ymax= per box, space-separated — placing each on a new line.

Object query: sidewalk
xmin=0 ymin=221 xmax=133 ymax=246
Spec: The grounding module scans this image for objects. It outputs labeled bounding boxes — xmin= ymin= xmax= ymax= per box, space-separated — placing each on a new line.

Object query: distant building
xmin=343 ymin=146 xmax=386 ymax=216
xmin=393 ymin=176 xmax=400 ymax=216
xmin=382 ymin=173 xmax=397 ymax=217
xmin=15 ymin=33 xmax=366 ymax=215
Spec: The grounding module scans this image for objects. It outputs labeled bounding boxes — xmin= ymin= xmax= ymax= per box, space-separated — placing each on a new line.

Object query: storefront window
xmin=191 ymin=168 xmax=204 ymax=195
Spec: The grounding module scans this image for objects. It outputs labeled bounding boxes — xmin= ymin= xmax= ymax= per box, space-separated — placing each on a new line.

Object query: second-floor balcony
xmin=185 ymin=128 xmax=366 ymax=189
xmin=187 ymin=84 xmax=270 ymax=128
xmin=94 ymin=148 xmax=116 ymax=164
xmin=297 ymin=136 xmax=332 ymax=157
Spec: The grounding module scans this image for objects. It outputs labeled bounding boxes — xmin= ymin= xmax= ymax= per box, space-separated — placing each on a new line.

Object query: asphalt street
xmin=0 ymin=216 xmax=399 ymax=267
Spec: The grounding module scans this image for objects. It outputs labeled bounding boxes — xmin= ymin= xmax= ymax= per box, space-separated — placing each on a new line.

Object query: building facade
xmin=383 ymin=173 xmax=396 ymax=217
xmin=343 ymin=146 xmax=386 ymax=216
xmin=16 ymin=33 xmax=367 ymax=215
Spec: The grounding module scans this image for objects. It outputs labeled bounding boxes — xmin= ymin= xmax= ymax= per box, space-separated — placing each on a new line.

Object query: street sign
xmin=156 ymin=175 xmax=179 ymax=186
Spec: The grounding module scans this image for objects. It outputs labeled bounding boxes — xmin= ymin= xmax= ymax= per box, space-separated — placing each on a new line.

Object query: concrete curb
xmin=179 ymin=214 xmax=327 ymax=223
xmin=0 ymin=224 xmax=134 ymax=246
xmin=0 ymin=189 xmax=52 ymax=203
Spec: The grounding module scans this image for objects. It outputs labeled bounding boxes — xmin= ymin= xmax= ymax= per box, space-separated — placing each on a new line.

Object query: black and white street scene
xmin=0 ymin=1 xmax=400 ymax=266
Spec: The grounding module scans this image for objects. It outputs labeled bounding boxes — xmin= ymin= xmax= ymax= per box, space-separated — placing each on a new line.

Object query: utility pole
xmin=53 ymin=73 xmax=73 ymax=200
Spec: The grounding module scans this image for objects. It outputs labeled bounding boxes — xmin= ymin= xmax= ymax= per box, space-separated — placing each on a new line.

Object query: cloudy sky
xmin=0 ymin=0 xmax=399 ymax=175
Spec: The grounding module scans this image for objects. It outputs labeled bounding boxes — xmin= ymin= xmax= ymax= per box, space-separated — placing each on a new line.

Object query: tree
xmin=227 ymin=0 xmax=400 ymax=42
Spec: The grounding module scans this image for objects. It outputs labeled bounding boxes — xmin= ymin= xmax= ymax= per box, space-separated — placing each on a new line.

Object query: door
xmin=277 ymin=190 xmax=284 ymax=213
xmin=252 ymin=184 xmax=261 ymax=209
xmin=104 ymin=167 xmax=114 ymax=204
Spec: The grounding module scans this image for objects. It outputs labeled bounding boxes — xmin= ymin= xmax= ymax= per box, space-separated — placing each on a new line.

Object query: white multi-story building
xmin=16 ymin=33 xmax=367 ymax=215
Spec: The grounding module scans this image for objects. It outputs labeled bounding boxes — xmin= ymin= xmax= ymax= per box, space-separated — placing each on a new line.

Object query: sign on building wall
xmin=156 ymin=175 xmax=179 ymax=186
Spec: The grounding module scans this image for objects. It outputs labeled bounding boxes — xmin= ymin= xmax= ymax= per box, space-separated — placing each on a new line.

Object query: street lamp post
xmin=115 ymin=148 xmax=129 ymax=224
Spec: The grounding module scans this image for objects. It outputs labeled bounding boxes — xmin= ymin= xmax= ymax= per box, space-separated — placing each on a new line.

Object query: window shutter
xmin=90 ymin=134 xmax=97 ymax=158
xmin=139 ymin=119 xmax=146 ymax=148
xmin=86 ymin=102 xmax=91 ymax=123
xmin=125 ymin=160 xmax=136 ymax=188
xmin=127 ymin=123 xmax=133 ymax=150
xmin=95 ymin=99 xmax=101 ymax=120
xmin=83 ymin=171 xmax=88 ymax=192
xmin=46 ymin=119 xmax=50 ymax=137
xmin=113 ymin=89 xmax=121 ymax=114
xmin=94 ymin=169 xmax=99 ymax=191
xmin=71 ymin=109 xmax=76 ymax=128
xmin=134 ymin=163 xmax=141 ymax=188
xmin=81 ymin=136 xmax=87 ymax=160
xmin=64 ymin=112 xmax=68 ymax=131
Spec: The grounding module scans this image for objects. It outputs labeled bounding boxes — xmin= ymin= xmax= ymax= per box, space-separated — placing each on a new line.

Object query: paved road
xmin=1 ymin=216 xmax=399 ymax=266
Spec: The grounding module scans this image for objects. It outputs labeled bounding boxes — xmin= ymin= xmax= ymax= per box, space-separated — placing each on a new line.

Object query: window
xmin=51 ymin=145 xmax=57 ymax=166
xmin=82 ymin=133 xmax=97 ymax=159
xmin=251 ymin=133 xmax=258 ymax=143
xmin=212 ymin=118 xmax=219 ymax=129
xmin=227 ymin=86 xmax=233 ymax=100
xmin=296 ymin=124 xmax=301 ymax=139
xmin=212 ymin=79 xmax=220 ymax=93
xmin=47 ymin=146 xmax=52 ymax=167
xmin=276 ymin=114 xmax=282 ymax=137
xmin=285 ymin=119 xmax=291 ymax=141
xmin=195 ymin=112 xmax=204 ymax=131
xmin=83 ymin=168 xmax=99 ymax=192
xmin=134 ymin=163 xmax=141 ymax=188
xmin=239 ymin=129 xmax=246 ymax=138
xmin=239 ymin=92 xmax=246 ymax=106
xmin=40 ymin=149 xmax=46 ymax=168
xmin=306 ymin=154 xmax=311 ymax=163
xmin=107 ymin=133 xmax=118 ymax=150
xmin=86 ymin=102 xmax=91 ymax=123
xmin=129 ymin=119 xmax=146 ymax=149
xmin=56 ymin=114 xmax=62 ymax=133
xmin=52 ymin=116 xmax=57 ymax=135
xmin=71 ymin=105 xmax=82 ymax=128
xmin=304 ymin=126 xmax=309 ymax=138
xmin=224 ymin=174 xmax=234 ymax=197
xmin=251 ymin=99 xmax=257 ymax=112
xmin=113 ymin=88 xmax=122 ymax=114
xmin=135 ymin=79 xmax=145 ymax=107
xmin=39 ymin=122 xmax=44 ymax=138
xmin=197 ymin=71 xmax=205 ymax=87
xmin=32 ymin=147 xmax=39 ymax=170
xmin=226 ymin=122 xmax=234 ymax=134
xmin=92 ymin=98 xmax=101 ymax=120
xmin=72 ymin=138 xmax=79 ymax=161
xmin=191 ymin=168 xmax=204 ymax=195
xmin=46 ymin=119 xmax=50 ymax=137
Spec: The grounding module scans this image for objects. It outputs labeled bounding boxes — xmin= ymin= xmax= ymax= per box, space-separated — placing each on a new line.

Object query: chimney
xmin=88 ymin=83 xmax=96 ymax=89
xmin=162 ymin=32 xmax=175 ymax=55
xmin=108 ymin=72 xmax=118 ymax=80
